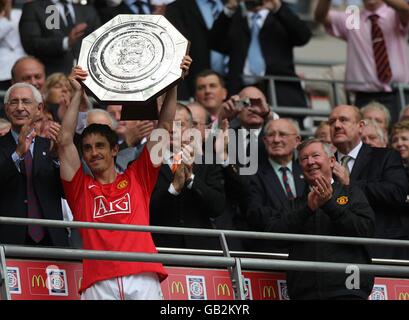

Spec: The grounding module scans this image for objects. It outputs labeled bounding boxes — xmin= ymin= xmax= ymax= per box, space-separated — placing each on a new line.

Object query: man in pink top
xmin=57 ymin=55 xmax=192 ymax=300
xmin=315 ymin=0 xmax=409 ymax=123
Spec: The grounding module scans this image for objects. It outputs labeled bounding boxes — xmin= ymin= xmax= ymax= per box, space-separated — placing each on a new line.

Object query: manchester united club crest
xmin=336 ymin=196 xmax=348 ymax=205
xmin=117 ymin=179 xmax=128 ymax=190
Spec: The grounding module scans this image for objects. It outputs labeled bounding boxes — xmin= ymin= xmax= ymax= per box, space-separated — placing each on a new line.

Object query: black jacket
xmin=0 ymin=132 xmax=68 ymax=246
xmin=210 ymin=3 xmax=311 ymax=104
xmin=248 ymin=182 xmax=375 ymax=300
xmin=150 ymin=162 xmax=225 ymax=250
xmin=165 ymin=0 xmax=222 ymax=99
xmin=340 ymin=144 xmax=409 ymax=259
xmin=19 ymin=0 xmax=101 ymax=75
xmin=246 ymin=156 xmax=306 ymax=253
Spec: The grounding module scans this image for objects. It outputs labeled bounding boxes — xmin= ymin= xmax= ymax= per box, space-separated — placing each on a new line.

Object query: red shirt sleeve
xmin=127 ymin=147 xmax=160 ymax=194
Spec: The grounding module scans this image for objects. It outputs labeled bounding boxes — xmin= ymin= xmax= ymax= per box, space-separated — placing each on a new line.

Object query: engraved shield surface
xmin=78 ymin=15 xmax=189 ymax=105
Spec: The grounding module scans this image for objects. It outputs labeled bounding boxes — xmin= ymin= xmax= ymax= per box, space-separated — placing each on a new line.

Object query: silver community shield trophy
xmin=78 ymin=14 xmax=189 ymax=119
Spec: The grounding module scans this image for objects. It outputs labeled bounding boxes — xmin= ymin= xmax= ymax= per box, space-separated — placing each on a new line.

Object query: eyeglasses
xmin=192 ymin=121 xmax=212 ymax=129
xmin=265 ymin=131 xmax=298 ymax=139
xmin=7 ymin=99 xmax=35 ymax=107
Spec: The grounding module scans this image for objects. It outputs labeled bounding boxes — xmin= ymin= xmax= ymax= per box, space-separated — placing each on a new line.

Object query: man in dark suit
xmin=210 ymin=0 xmax=311 ymax=107
xmin=106 ymin=105 xmax=154 ymax=170
xmin=19 ymin=0 xmax=100 ymax=75
xmin=150 ymin=104 xmax=225 ymax=250
xmin=0 ymin=82 xmax=68 ymax=246
xmin=246 ymin=117 xmax=306 ymax=252
xmin=248 ymin=138 xmax=375 ymax=300
xmin=329 ymin=104 xmax=409 ymax=259
xmin=166 ymin=0 xmax=227 ymax=100
xmin=95 ymin=0 xmax=154 ymax=24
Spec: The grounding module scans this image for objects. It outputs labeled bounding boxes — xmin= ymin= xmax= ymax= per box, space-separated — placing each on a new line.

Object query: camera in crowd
xmin=243 ymin=0 xmax=264 ymax=11
xmin=234 ymin=97 xmax=252 ymax=109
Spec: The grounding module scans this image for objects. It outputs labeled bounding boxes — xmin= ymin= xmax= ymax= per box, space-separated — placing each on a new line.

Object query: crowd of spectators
xmin=1 ymin=0 xmax=409 ymax=300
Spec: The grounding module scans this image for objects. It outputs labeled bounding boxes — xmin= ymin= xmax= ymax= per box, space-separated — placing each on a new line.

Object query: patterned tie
xmin=23 ymin=150 xmax=45 ymax=243
xmin=208 ymin=0 xmax=220 ymax=20
xmin=341 ymin=155 xmax=352 ymax=175
xmin=369 ymin=14 xmax=392 ymax=83
xmin=171 ymin=152 xmax=182 ymax=174
xmin=279 ymin=167 xmax=295 ymax=200
xmin=61 ymin=0 xmax=74 ymax=30
xmin=134 ymin=0 xmax=149 ymax=14
xmin=248 ymin=13 xmax=266 ymax=75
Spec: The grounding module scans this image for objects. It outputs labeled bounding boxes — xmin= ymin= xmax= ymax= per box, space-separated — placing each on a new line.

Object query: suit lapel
xmin=292 ymin=161 xmax=305 ymax=198
xmin=188 ymin=0 xmax=208 ymax=29
xmin=40 ymin=0 xmax=64 ymax=33
xmin=350 ymin=144 xmax=371 ymax=180
xmin=160 ymin=164 xmax=173 ymax=183
xmin=73 ymin=3 xmax=83 ymax=25
xmin=260 ymin=159 xmax=288 ymax=206
xmin=240 ymin=12 xmax=250 ymax=36
xmin=260 ymin=11 xmax=274 ymax=35
xmin=33 ymin=137 xmax=48 ymax=177
xmin=2 ymin=132 xmax=17 ymax=158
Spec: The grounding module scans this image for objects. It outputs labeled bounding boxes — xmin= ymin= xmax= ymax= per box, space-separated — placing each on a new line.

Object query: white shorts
xmin=81 ymin=272 xmax=163 ymax=300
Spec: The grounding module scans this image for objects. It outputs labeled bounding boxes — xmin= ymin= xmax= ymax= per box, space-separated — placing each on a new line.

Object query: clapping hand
xmin=307 ymin=175 xmax=333 ymax=211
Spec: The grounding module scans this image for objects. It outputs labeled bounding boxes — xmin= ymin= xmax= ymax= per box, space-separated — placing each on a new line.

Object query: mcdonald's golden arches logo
xmin=31 ymin=275 xmax=46 ymax=288
xmin=262 ymin=286 xmax=276 ymax=299
xmin=398 ymin=292 xmax=409 ymax=300
xmin=217 ymin=283 xmax=231 ymax=296
xmin=336 ymin=196 xmax=348 ymax=205
xmin=78 ymin=276 xmax=83 ymax=291
xmin=171 ymin=281 xmax=185 ymax=294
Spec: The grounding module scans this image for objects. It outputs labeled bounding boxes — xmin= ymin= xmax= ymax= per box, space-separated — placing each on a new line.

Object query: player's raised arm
xmin=58 ymin=66 xmax=87 ymax=181
xmin=146 ymin=55 xmax=192 ymax=160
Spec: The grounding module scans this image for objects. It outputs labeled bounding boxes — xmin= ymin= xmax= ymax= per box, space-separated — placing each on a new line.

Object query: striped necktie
xmin=171 ymin=152 xmax=182 ymax=174
xmin=279 ymin=167 xmax=295 ymax=200
xmin=61 ymin=0 xmax=74 ymax=30
xmin=369 ymin=14 xmax=392 ymax=83
xmin=133 ymin=0 xmax=149 ymax=14
xmin=341 ymin=155 xmax=352 ymax=175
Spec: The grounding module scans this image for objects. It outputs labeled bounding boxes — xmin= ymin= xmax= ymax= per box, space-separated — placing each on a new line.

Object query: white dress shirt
xmin=0 ymin=9 xmax=26 ymax=81
xmin=337 ymin=141 xmax=363 ymax=173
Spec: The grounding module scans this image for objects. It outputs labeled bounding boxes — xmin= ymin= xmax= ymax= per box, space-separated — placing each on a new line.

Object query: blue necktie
xmin=248 ymin=13 xmax=266 ymax=75
xmin=208 ymin=0 xmax=220 ymax=20
xmin=133 ymin=0 xmax=149 ymax=14
xmin=206 ymin=0 xmax=226 ymax=75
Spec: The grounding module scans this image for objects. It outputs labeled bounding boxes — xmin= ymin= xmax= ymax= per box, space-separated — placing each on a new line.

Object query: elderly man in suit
xmin=19 ymin=0 xmax=100 ymax=75
xmin=248 ymin=138 xmax=375 ymax=300
xmin=150 ymin=103 xmax=225 ymax=250
xmin=246 ymin=117 xmax=305 ymax=252
xmin=0 ymin=82 xmax=68 ymax=246
xmin=329 ymin=104 xmax=409 ymax=259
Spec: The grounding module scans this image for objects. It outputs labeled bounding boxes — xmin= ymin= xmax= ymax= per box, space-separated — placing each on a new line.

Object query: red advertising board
xmin=4 ymin=259 xmax=409 ymax=300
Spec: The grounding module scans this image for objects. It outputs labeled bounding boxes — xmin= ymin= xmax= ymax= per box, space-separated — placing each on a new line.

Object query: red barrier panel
xmin=5 ymin=259 xmax=409 ymax=300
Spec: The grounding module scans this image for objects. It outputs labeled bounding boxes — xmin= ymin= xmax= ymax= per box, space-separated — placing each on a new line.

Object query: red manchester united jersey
xmin=62 ymin=148 xmax=167 ymax=293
